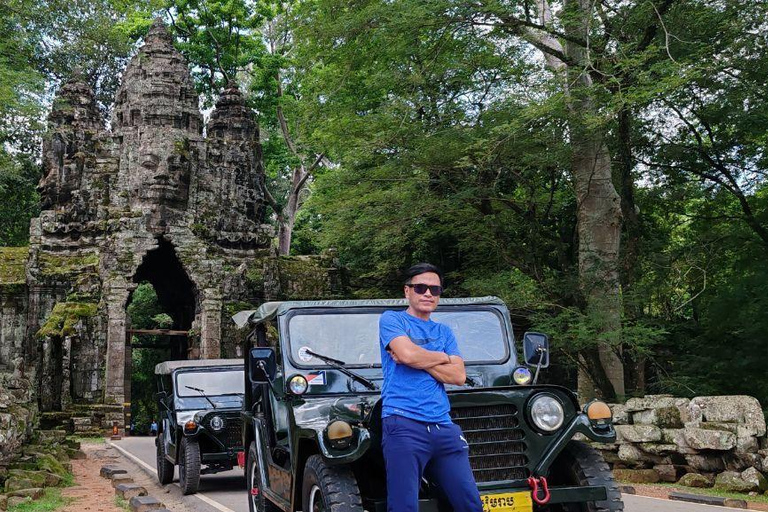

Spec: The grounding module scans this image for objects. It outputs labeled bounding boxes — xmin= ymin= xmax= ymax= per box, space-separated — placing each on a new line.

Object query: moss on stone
xmin=37 ymin=302 xmax=98 ymax=338
xmin=224 ymin=301 xmax=256 ymax=318
xmin=0 ymin=247 xmax=29 ymax=285
xmin=38 ymin=252 xmax=98 ymax=277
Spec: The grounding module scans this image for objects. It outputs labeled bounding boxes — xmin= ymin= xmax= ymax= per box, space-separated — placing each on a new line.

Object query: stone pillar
xmin=104 ymin=284 xmax=131 ymax=403
xmin=61 ymin=336 xmax=72 ymax=409
xmin=199 ymin=289 xmax=222 ymax=359
xmin=40 ymin=336 xmax=55 ymax=411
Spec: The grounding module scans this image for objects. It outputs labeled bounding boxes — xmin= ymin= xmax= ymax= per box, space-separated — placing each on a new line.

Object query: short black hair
xmin=404 ymin=262 xmax=443 ymax=286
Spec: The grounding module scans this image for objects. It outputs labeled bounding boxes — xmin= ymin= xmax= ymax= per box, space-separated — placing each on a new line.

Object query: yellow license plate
xmin=481 ymin=491 xmax=533 ymax=512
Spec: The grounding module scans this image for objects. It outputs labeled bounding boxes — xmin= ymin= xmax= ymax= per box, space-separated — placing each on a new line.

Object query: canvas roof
xmin=231 ymin=296 xmax=506 ymax=329
xmin=154 ymin=358 xmax=242 ymax=375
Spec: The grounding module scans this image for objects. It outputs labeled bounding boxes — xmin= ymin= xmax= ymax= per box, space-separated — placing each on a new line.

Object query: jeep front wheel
xmin=548 ymin=441 xmax=624 ymax=512
xmin=247 ymin=442 xmax=279 ymax=512
xmin=178 ymin=437 xmax=201 ymax=495
xmin=155 ymin=436 xmax=174 ymax=485
xmin=301 ymin=454 xmax=363 ymax=512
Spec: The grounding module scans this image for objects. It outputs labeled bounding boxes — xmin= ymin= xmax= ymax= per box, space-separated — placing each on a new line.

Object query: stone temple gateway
xmin=0 ymin=20 xmax=342 ymax=440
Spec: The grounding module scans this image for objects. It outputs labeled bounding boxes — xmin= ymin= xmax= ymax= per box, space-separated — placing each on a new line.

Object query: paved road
xmin=111 ymin=437 xmax=746 ymax=512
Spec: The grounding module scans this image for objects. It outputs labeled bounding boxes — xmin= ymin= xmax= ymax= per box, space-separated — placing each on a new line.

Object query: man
xmin=379 ymin=263 xmax=482 ymax=512
xmin=150 ymin=419 xmax=158 ymax=436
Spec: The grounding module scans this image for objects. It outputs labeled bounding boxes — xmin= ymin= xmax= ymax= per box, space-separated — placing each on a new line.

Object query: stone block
xmin=660 ymin=429 xmax=696 ymax=453
xmin=8 ymin=496 xmax=31 ymax=508
xmin=111 ymin=474 xmax=134 ymax=487
xmin=100 ymin=466 xmax=127 ymax=478
xmin=632 ymin=407 xmax=684 ymax=429
xmin=0 ymin=494 xmax=6 ymax=511
xmin=610 ymin=404 xmax=628 ymax=425
xmin=685 ymin=454 xmax=725 ymax=473
xmin=677 ymin=473 xmax=712 ymax=488
xmin=129 ymin=495 xmax=163 ymax=512
xmin=615 ymin=425 xmax=662 ymax=443
xmin=724 ymin=453 xmax=763 ymax=472
xmin=8 ymin=488 xmax=44 ymax=500
xmin=64 ymin=439 xmax=81 ymax=450
xmin=741 ymin=467 xmax=768 ymax=492
xmin=66 ymin=448 xmax=87 ymax=460
xmin=8 ymin=470 xmax=62 ymax=488
xmin=618 ymin=444 xmax=662 ymax=466
xmin=690 ymin=396 xmax=766 ymax=437
xmin=638 ymin=443 xmax=678 ymax=456
xmin=612 ymin=468 xmax=660 ymax=484
xmin=5 ymin=477 xmax=35 ymax=493
xmin=714 ymin=471 xmax=758 ymax=493
xmin=654 ymin=464 xmax=679 ymax=482
xmin=683 ymin=427 xmax=736 ymax=450
xmin=36 ymin=430 xmax=67 ymax=444
xmin=115 ymin=484 xmax=148 ymax=500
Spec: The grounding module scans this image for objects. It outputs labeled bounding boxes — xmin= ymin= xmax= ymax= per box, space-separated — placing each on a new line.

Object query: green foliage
xmin=128 ymin=282 xmax=171 ymax=432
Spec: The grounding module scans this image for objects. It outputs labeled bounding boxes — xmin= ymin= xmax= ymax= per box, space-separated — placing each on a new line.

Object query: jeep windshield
xmin=175 ymin=369 xmax=244 ymax=408
xmin=286 ymin=308 xmax=509 ymax=368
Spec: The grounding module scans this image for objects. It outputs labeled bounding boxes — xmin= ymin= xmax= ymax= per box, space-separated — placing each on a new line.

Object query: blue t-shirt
xmin=378 ymin=309 xmax=461 ymax=423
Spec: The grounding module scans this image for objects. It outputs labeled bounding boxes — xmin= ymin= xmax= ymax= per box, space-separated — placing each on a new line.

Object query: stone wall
xmin=597 ymin=395 xmax=768 ymax=493
xmin=0 ymin=373 xmax=36 ymax=466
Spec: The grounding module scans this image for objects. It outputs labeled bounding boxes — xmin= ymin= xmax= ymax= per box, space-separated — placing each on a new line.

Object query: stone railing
xmin=594 ymin=395 xmax=768 ymax=493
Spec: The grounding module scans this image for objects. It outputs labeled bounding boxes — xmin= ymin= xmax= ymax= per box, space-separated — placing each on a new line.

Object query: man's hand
xmin=426 ymin=355 xmax=466 ymax=386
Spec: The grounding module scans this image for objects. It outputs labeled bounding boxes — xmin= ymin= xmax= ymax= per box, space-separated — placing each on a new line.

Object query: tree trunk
xmin=276 ymin=166 xmax=303 ymax=256
xmin=565 ymin=0 xmax=625 ymax=401
xmin=572 ymin=133 xmax=625 ymax=401
xmin=616 ymin=108 xmax=645 ymax=396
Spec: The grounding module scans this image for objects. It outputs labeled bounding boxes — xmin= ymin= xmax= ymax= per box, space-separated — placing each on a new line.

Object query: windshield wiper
xmin=185 ymin=385 xmax=217 ymax=409
xmin=304 ymin=349 xmax=378 ymax=391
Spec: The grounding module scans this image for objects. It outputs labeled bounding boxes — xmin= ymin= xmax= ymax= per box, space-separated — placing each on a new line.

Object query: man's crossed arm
xmin=387 ymin=336 xmax=466 ymax=386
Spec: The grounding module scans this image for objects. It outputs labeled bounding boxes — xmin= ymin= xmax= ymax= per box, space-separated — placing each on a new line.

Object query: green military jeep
xmin=234 ymin=298 xmax=622 ymax=512
xmin=154 ymin=359 xmax=245 ymax=495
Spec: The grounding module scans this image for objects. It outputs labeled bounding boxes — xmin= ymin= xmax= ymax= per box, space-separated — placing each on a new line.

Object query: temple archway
xmin=124 ymin=239 xmax=197 ymax=432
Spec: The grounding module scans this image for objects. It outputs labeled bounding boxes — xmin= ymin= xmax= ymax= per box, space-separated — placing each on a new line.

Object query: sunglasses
xmin=406 ymin=283 xmax=443 ymax=296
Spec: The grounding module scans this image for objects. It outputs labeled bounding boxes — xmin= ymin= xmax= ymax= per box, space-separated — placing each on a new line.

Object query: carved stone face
xmin=134 ymin=139 xmax=192 ymax=208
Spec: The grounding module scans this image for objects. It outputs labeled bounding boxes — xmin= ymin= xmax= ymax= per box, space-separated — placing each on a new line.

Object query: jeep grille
xmin=450 ymin=404 xmax=529 ymax=482
xmin=203 ymin=414 xmax=242 ymax=448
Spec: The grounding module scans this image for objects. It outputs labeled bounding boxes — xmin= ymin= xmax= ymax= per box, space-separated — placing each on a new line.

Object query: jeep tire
xmin=549 ymin=441 xmax=624 ymax=511
xmin=247 ymin=442 xmax=279 ymax=512
xmin=155 ymin=436 xmax=174 ymax=485
xmin=302 ymin=454 xmax=363 ymax=512
xmin=179 ymin=437 xmax=201 ymax=495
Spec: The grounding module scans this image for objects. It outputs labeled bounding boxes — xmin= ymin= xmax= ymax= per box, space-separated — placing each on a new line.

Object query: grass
xmin=631 ymin=482 xmax=768 ymax=505
xmin=7 ymin=488 xmax=73 ymax=512
xmin=69 ymin=435 xmax=106 ymax=444
xmin=114 ymin=496 xmax=130 ymax=512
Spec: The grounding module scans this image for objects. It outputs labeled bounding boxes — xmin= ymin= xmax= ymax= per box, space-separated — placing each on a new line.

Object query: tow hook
xmin=527 ymin=476 xmax=551 ymax=505
xmin=237 ymin=452 xmax=246 ymax=468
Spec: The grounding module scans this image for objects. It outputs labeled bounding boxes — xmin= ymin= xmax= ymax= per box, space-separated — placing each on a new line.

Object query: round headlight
xmin=288 ymin=375 xmax=309 ymax=395
xmin=512 ymin=367 xmax=532 ymax=385
xmin=209 ymin=415 xmax=225 ymax=431
xmin=530 ymin=395 xmax=564 ymax=432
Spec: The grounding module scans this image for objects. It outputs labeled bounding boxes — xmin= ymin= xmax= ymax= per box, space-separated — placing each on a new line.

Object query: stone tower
xmin=0 ymin=19 xmax=342 ymax=436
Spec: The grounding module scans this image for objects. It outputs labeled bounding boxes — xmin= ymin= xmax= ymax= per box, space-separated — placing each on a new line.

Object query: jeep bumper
xmin=371 ymin=484 xmax=608 ymax=511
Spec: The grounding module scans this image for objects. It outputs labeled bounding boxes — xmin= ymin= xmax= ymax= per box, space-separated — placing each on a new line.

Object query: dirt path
xmin=60 ymin=443 xmax=124 ymax=512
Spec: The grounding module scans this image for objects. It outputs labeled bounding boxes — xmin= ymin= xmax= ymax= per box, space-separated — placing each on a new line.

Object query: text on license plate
xmin=481 ymin=491 xmax=533 ymax=512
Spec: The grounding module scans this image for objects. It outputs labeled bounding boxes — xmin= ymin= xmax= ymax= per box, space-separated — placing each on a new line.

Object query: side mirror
xmin=249 ymin=347 xmax=277 ymax=383
xmin=522 ymin=332 xmax=550 ymax=368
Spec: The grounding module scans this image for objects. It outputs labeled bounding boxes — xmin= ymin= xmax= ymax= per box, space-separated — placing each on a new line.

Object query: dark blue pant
xmin=382 ymin=415 xmax=483 ymax=512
